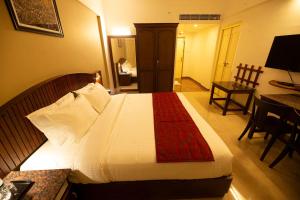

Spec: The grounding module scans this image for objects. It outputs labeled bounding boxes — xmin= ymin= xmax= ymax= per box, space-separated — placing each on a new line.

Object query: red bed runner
xmin=152 ymin=92 xmax=214 ymax=162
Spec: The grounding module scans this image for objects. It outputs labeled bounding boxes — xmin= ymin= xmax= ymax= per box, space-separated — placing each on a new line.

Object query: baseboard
xmin=181 ymin=76 xmax=209 ymax=91
xmin=120 ymin=88 xmax=139 ymax=92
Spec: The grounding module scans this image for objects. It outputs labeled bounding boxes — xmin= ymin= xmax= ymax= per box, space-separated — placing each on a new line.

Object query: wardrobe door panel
xmin=157 ymin=30 xmax=176 ymax=70
xmin=157 ymin=71 xmax=174 ymax=92
xmin=139 ymin=71 xmax=155 ymax=92
xmin=156 ymin=29 xmax=176 ymax=91
xmin=137 ymin=30 xmax=156 ymax=71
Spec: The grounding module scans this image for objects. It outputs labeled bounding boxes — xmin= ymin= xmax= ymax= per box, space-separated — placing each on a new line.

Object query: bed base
xmin=73 ymin=176 xmax=232 ymax=199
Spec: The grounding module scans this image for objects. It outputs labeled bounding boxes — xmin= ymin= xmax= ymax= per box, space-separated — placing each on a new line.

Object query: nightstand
xmin=118 ymin=73 xmax=132 ymax=86
xmin=3 ymin=169 xmax=73 ymax=200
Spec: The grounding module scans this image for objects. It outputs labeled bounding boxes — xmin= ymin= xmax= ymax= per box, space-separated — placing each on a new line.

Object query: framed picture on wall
xmin=5 ymin=0 xmax=64 ymax=37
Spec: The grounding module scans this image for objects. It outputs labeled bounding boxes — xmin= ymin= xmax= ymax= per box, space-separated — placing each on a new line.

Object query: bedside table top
xmin=119 ymin=72 xmax=132 ymax=76
xmin=3 ymin=169 xmax=71 ymax=200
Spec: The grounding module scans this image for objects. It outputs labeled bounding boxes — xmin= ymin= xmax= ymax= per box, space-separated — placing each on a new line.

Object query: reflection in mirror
xmin=110 ymin=37 xmax=138 ymax=91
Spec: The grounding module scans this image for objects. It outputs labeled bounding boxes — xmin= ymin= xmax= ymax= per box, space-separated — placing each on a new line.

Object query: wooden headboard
xmin=0 ymin=71 xmax=101 ymax=178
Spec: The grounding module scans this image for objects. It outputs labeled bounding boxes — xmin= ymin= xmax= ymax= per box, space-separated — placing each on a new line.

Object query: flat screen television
xmin=265 ymin=34 xmax=300 ymax=72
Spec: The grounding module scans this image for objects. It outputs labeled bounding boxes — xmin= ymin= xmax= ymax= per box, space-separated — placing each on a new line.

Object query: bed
xmin=0 ymin=72 xmax=232 ymax=199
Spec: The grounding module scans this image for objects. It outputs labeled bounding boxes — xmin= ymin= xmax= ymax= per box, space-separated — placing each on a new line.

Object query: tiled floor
xmin=182 ymin=92 xmax=300 ymax=200
xmin=120 ymin=82 xmax=138 ymax=90
xmin=174 ymin=78 xmax=208 ymax=92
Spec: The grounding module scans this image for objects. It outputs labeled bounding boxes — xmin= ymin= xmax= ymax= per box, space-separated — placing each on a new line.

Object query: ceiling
xmin=177 ymin=24 xmax=219 ymax=35
xmin=78 ymin=0 xmax=270 ymax=35
xmin=79 ymin=0 xmax=270 ymax=17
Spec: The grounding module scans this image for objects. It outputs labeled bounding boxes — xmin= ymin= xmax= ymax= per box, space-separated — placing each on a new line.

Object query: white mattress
xmin=21 ymin=93 xmax=233 ymax=184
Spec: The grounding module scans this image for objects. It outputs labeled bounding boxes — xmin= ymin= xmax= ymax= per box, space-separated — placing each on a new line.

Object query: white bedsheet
xmin=21 ymin=93 xmax=232 ymax=183
xmin=20 ymin=94 xmax=126 ymax=175
xmin=20 ymin=140 xmax=78 ymax=171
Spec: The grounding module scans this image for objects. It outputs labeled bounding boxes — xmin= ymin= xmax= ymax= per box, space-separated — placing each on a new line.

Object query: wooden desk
xmin=269 ymin=80 xmax=300 ymax=92
xmin=261 ymin=94 xmax=300 ymax=110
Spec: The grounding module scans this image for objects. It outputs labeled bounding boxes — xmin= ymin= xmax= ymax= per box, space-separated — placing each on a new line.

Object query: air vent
xmin=179 ymin=14 xmax=221 ymax=20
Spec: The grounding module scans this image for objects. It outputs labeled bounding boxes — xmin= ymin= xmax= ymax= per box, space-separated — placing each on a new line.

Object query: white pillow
xmin=27 ymin=92 xmax=75 ymax=126
xmin=75 ymin=83 xmax=95 ymax=94
xmin=46 ymin=95 xmax=98 ymax=142
xmin=55 ymin=92 xmax=75 ymax=106
xmin=28 ymin=113 xmax=69 ymax=146
xmin=27 ymin=94 xmax=97 ymax=145
xmin=75 ymin=83 xmax=111 ymax=113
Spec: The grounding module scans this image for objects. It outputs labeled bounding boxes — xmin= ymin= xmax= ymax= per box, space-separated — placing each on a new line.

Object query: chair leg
xmin=264 ymin=132 xmax=270 ymax=140
xmin=288 ymin=150 xmax=294 ymax=158
xmin=244 ymin=91 xmax=253 ymax=115
xmin=260 ymin=135 xmax=277 ymax=161
xmin=269 ymin=146 xmax=290 ymax=168
xmin=288 ymin=132 xmax=297 ymax=158
xmin=223 ymin=92 xmax=232 ymax=116
xmin=247 ymin=124 xmax=256 ymax=139
xmin=238 ymin=119 xmax=253 ymax=140
xmin=209 ymin=84 xmax=215 ymax=105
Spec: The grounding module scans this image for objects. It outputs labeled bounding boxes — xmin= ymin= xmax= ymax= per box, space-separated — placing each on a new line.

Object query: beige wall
xmin=0 ymin=0 xmax=107 ymax=105
xmin=111 ymin=39 xmax=126 ymax=63
xmin=78 ymin=0 xmax=115 ymax=91
xmin=111 ymin=38 xmax=136 ymax=66
xmin=182 ymin=25 xmax=219 ymax=89
xmin=124 ymin=39 xmax=137 ymax=67
xmin=78 ymin=0 xmax=104 ymax=14
xmin=222 ymin=0 xmax=300 ymax=95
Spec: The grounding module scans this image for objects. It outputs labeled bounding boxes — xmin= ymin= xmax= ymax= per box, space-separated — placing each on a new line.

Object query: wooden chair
xmin=238 ymin=96 xmax=294 ymax=161
xmin=209 ymin=64 xmax=263 ymax=115
xmin=238 ymin=96 xmax=281 ymax=141
xmin=269 ymin=110 xmax=300 ymax=168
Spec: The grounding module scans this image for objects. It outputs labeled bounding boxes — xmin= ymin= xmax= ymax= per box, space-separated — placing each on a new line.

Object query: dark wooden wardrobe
xmin=134 ymin=23 xmax=178 ymax=92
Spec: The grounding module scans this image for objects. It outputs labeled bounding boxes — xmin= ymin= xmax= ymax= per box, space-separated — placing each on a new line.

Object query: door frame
xmin=107 ymin=35 xmax=137 ymax=91
xmin=213 ymin=23 xmax=241 ymax=82
xmin=173 ymin=37 xmax=186 ymax=91
xmin=175 ymin=37 xmax=186 ymax=82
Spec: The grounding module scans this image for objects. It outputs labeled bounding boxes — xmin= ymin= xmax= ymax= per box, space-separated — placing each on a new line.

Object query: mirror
xmin=108 ymin=36 xmax=138 ymax=91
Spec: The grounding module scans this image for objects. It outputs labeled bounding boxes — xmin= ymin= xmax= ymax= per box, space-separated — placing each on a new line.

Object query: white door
xmin=214 ymin=25 xmax=240 ymax=82
xmin=214 ymin=25 xmax=240 ymax=95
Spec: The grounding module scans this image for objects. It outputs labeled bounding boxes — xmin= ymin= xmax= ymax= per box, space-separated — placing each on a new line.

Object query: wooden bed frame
xmin=0 ymin=72 xmax=232 ymax=199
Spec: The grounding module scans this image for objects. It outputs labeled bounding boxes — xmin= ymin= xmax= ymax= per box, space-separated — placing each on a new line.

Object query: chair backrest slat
xmin=240 ymin=64 xmax=248 ymax=84
xmin=246 ymin=65 xmax=255 ymax=86
xmin=235 ymin=63 xmax=242 ymax=82
xmin=234 ymin=64 xmax=263 ymax=88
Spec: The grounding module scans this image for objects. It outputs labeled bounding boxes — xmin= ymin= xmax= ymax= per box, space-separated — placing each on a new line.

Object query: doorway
xmin=108 ymin=36 xmax=138 ymax=92
xmin=174 ymin=23 xmax=220 ymax=92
